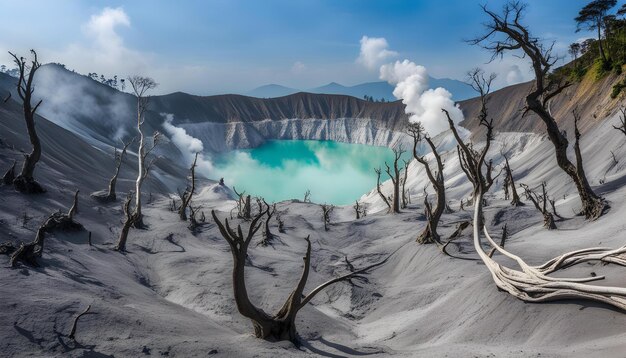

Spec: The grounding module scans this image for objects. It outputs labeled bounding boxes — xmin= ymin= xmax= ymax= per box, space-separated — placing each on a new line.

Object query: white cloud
xmin=48 ymin=7 xmax=151 ymax=86
xmin=356 ymin=36 xmax=398 ymax=70
xmin=291 ymin=61 xmax=306 ymax=74
xmin=84 ymin=7 xmax=130 ymax=51
xmin=505 ymin=64 xmax=523 ymax=85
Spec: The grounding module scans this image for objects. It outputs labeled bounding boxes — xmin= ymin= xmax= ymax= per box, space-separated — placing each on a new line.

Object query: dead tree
xmin=613 ymin=106 xmax=626 ymax=136
xmin=384 ymin=147 xmax=405 ymax=213
xmin=178 ymin=152 xmax=199 ymax=221
xmin=233 ymin=187 xmax=251 ymax=220
xmin=188 ymin=204 xmax=202 ymax=232
xmin=261 ymin=200 xmax=276 ymax=246
xmin=321 ymin=204 xmax=334 ymax=231
xmin=91 ymin=138 xmax=133 ymax=202
xmin=211 ymin=210 xmax=390 ymax=343
xmin=401 ymin=159 xmax=410 ymax=209
xmin=8 ymin=50 xmax=45 ymax=193
xmin=2 ymin=160 xmax=16 ymax=185
xmin=8 ymin=192 xmax=84 ymax=267
xmin=353 ymin=201 xmax=366 ymax=219
xmin=502 ymin=152 xmax=522 ymax=206
xmin=445 ymin=69 xmax=499 ymax=230
xmin=68 ymin=190 xmax=79 ymax=220
xmin=374 ymin=167 xmax=392 ymax=212
xmin=115 ymin=192 xmax=135 ymax=251
xmin=128 ymin=75 xmax=159 ymax=227
xmin=471 ymin=2 xmax=606 ymax=220
xmin=408 ymin=122 xmax=446 ymax=244
xmin=521 ymin=183 xmax=557 ymax=230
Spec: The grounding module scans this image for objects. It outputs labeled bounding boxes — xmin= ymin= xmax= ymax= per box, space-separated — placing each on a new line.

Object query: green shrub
xmin=611 ymin=79 xmax=626 ymax=99
xmin=593 ymin=58 xmax=613 ymax=80
xmin=613 ymin=61 xmax=624 ymax=76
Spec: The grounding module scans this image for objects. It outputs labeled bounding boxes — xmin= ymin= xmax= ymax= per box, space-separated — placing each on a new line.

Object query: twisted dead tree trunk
xmin=128 ymin=76 xmax=159 ymax=228
xmin=471 ymin=2 xmax=607 ymax=220
xmin=385 ymin=147 xmax=405 ymax=214
xmin=475 ymin=194 xmax=626 ymax=311
xmin=261 ymin=200 xmax=275 ymax=246
xmin=8 ymin=191 xmax=83 ymax=267
xmin=179 ymin=152 xmax=199 ymax=221
xmin=408 ymin=122 xmax=445 ymax=244
xmin=115 ymin=192 xmax=135 ymax=252
xmin=8 ymin=50 xmax=44 ymax=193
xmin=92 ymin=138 xmax=133 ymax=202
xmin=68 ymin=190 xmax=79 ymax=220
xmin=521 ymin=183 xmax=557 ymax=230
xmin=211 ymin=210 xmax=390 ymax=343
xmin=502 ymin=152 xmax=522 ymax=206
xmin=374 ymin=167 xmax=392 ymax=212
xmin=233 ymin=187 xmax=252 ymax=220
xmin=401 ymin=159 xmax=409 ymax=209
xmin=321 ymin=204 xmax=334 ymax=231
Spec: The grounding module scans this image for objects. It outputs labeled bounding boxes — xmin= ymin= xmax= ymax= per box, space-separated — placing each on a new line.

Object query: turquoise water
xmin=212 ymin=140 xmax=409 ymax=205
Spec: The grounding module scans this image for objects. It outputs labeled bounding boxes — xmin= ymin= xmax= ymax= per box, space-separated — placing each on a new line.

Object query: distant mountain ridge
xmin=247 ymin=77 xmax=476 ymax=101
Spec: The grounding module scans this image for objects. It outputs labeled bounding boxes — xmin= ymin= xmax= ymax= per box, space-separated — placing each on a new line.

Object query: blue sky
xmin=0 ymin=0 xmax=617 ymax=95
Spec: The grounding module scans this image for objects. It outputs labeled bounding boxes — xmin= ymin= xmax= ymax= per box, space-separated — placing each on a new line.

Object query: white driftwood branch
xmin=472 ymin=191 xmax=626 ymax=311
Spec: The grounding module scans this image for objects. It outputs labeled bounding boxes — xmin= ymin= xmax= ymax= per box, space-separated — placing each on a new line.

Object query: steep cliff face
xmin=152 ymin=92 xmax=408 ymax=128
xmin=181 ymin=117 xmax=412 ymax=152
xmin=149 ymin=90 xmax=413 ymax=150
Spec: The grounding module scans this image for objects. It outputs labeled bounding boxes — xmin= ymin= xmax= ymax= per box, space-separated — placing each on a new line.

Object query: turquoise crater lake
xmin=212 ymin=140 xmax=408 ymax=205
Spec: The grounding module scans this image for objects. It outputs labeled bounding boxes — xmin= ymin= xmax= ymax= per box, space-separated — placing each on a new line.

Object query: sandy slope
xmin=2 ymin=92 xmax=626 ymax=356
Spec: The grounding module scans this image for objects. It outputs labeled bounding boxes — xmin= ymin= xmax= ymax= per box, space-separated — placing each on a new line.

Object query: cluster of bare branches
xmin=211 ymin=209 xmax=391 ymax=342
xmin=3 ymin=191 xmax=84 ymax=267
xmin=613 ymin=106 xmax=626 ymax=136
xmin=233 ymin=187 xmax=252 ymax=220
xmin=353 ymin=200 xmax=367 ymax=219
xmin=521 ymin=183 xmax=557 ymax=229
xmin=320 ymin=204 xmax=334 ymax=231
xmin=178 ymin=153 xmax=199 ymax=221
xmin=374 ymin=147 xmax=406 ymax=214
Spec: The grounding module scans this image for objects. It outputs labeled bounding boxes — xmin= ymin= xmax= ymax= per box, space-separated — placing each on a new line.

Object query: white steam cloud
xmin=161 ymin=113 xmax=213 ymax=175
xmin=357 ymin=36 xmax=398 ymax=70
xmin=359 ymin=36 xmax=464 ymax=136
